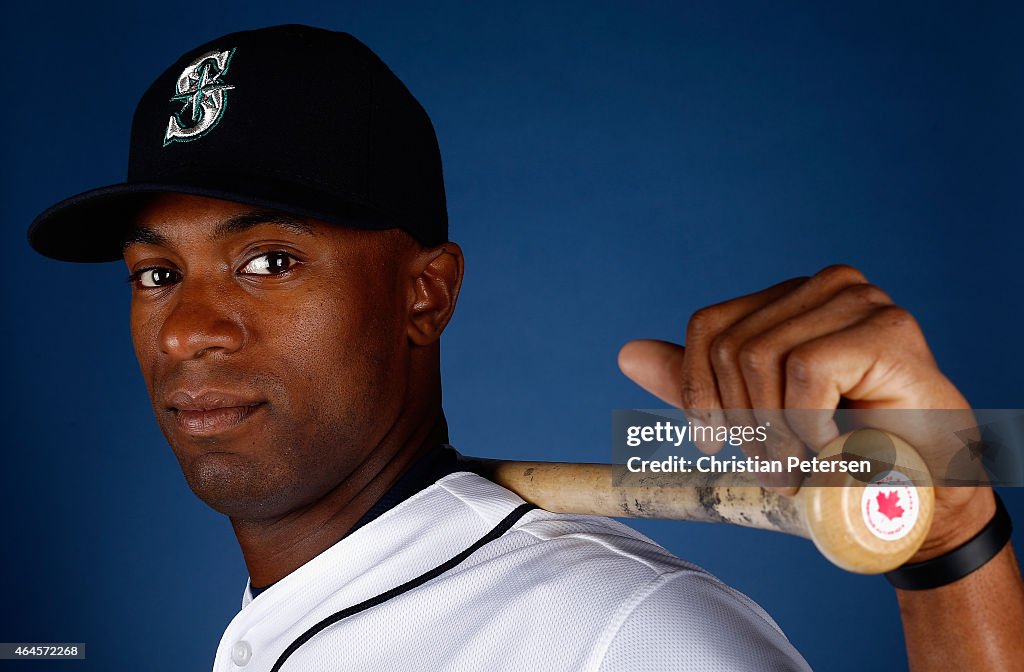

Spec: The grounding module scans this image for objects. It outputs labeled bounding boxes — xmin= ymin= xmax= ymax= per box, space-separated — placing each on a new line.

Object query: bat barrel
xmin=461 ymin=429 xmax=934 ymax=575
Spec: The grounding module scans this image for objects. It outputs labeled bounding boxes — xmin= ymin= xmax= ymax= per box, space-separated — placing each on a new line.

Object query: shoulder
xmin=594 ymin=567 xmax=812 ymax=671
xmin=434 ymin=472 xmax=811 ymax=671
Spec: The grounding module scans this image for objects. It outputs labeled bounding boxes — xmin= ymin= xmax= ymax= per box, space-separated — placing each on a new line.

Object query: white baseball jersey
xmin=212 ymin=471 xmax=811 ymax=671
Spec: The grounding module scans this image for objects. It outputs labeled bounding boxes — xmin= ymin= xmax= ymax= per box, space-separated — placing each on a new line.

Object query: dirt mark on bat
xmin=697 ymin=486 xmax=727 ymax=523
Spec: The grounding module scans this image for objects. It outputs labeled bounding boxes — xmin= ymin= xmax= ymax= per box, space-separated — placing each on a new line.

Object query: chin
xmin=181 ymin=450 xmax=296 ymax=519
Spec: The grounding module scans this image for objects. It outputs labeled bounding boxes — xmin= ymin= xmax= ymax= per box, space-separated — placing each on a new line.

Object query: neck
xmin=230 ymin=408 xmax=449 ymax=589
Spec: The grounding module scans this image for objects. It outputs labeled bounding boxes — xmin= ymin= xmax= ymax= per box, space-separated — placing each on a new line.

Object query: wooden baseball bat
xmin=461 ymin=430 xmax=934 ymax=574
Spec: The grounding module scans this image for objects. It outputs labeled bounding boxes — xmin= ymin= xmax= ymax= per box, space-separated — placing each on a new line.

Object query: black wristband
xmin=885 ymin=493 xmax=1012 ymax=590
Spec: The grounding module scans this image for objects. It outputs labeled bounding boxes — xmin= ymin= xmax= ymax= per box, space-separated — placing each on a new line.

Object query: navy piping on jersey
xmin=270 ymin=502 xmax=538 ymax=672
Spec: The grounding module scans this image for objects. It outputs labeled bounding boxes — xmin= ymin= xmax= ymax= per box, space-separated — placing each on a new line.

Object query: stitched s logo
xmin=164 ymin=48 xmax=236 ymax=146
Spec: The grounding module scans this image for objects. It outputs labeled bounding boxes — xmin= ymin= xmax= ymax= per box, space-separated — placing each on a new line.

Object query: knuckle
xmin=874 ymin=304 xmax=917 ymax=330
xmin=816 ymin=263 xmax=868 ymax=286
xmin=738 ymin=338 xmax=776 ymax=376
xmin=710 ymin=333 xmax=740 ymax=366
xmin=687 ymin=306 xmax=722 ymax=341
xmin=785 ymin=349 xmax=820 ymax=389
xmin=839 ymin=282 xmax=891 ymax=306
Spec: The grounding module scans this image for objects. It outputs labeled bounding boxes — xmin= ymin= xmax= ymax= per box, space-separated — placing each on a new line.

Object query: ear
xmin=406 ymin=242 xmax=464 ymax=346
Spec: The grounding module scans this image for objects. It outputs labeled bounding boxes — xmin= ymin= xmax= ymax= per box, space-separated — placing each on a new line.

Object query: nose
xmin=158 ymin=279 xmax=245 ymax=361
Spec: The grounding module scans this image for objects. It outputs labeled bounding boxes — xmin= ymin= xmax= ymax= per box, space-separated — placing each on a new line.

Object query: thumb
xmin=618 ymin=339 xmax=687 ymax=408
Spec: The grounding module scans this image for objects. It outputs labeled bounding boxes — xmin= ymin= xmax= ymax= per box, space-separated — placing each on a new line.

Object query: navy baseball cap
xmin=28 ymin=24 xmax=448 ymax=262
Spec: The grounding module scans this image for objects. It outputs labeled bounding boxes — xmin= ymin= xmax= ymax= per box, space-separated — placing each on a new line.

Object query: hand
xmin=618 ymin=264 xmax=995 ymax=563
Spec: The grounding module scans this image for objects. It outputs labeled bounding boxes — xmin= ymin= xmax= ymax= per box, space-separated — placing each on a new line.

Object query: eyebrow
xmin=122 ymin=209 xmax=316 ymax=250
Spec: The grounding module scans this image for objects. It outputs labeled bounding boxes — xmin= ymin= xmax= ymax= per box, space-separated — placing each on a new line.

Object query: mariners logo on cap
xmin=164 ymin=49 xmax=236 ymax=146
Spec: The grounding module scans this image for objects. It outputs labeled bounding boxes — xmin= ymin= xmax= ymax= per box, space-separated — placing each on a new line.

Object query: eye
xmin=239 ymin=251 xmax=299 ymax=275
xmin=131 ymin=267 xmax=181 ymax=288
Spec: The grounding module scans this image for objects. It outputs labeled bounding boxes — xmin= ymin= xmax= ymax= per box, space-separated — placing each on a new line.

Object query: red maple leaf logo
xmin=876 ymin=491 xmax=904 ymax=520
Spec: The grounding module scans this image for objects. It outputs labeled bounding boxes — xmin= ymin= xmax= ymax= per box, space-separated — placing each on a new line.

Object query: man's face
xmin=124 ymin=194 xmax=416 ymax=519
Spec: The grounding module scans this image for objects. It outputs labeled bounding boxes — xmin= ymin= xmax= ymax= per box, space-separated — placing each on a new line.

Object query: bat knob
xmin=800 ymin=429 xmax=935 ymax=574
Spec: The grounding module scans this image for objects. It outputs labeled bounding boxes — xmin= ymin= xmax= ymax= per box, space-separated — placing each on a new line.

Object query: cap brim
xmin=28 ymin=180 xmax=402 ymax=263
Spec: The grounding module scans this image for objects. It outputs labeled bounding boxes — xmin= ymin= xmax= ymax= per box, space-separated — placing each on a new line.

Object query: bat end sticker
xmin=862 ymin=471 xmax=920 ymax=542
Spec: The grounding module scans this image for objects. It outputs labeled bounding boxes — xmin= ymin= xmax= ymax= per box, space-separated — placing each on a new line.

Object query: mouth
xmin=166 ymin=390 xmax=267 ymax=437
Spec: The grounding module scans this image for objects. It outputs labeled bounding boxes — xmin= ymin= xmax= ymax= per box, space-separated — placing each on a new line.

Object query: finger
xmin=783 ymin=305 xmax=932 ymax=450
xmin=681 ymin=276 xmax=807 ymax=451
xmin=739 ymin=282 xmax=892 ymax=409
xmin=708 ymin=270 xmax=862 ymax=471
xmin=713 ymin=266 xmax=881 ymax=406
xmin=704 ymin=268 xmax=886 ymax=484
xmin=708 ymin=267 xmax=876 ymax=418
xmin=618 ymin=339 xmax=687 ymax=407
xmin=738 ymin=283 xmax=895 ymax=466
xmin=699 ymin=276 xmax=814 ymax=409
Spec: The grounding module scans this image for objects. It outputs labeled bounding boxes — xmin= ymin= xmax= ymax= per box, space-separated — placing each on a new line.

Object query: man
xmin=28 ymin=25 xmax=1023 ymax=671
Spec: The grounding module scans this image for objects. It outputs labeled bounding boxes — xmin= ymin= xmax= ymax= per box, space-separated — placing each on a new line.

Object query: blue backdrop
xmin=3 ymin=2 xmax=1021 ymax=670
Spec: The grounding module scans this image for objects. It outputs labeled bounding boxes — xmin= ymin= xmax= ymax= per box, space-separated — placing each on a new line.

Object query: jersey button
xmin=231 ymin=640 xmax=253 ymax=667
